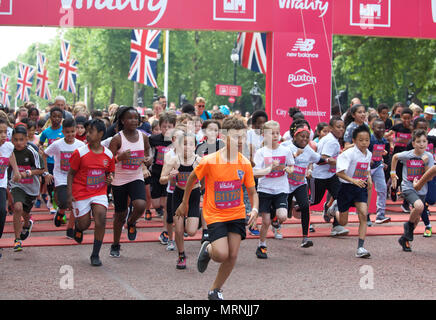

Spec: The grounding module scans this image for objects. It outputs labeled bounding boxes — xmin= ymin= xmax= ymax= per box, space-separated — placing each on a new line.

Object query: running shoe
xmin=90 ymin=255 xmax=102 ymax=266
xmin=176 ymin=255 xmax=186 ymax=269
xmin=166 ymin=240 xmax=175 ymax=251
xmin=208 ymin=288 xmax=224 ymax=300
xmin=327 ymin=200 xmax=338 ymax=220
xmin=375 ymin=216 xmax=391 ymax=224
xmin=201 ymin=230 xmax=209 ymax=244
xmin=145 ymin=210 xmax=152 ymax=221
xmin=256 ymin=246 xmax=268 ymax=259
xmin=0 ymin=248 xmax=2 ymax=259
xmin=398 ymin=236 xmax=412 ymax=252
xmin=401 ymin=203 xmax=411 ymax=213
xmin=271 ymin=216 xmax=280 ymax=229
xmin=273 ymin=226 xmax=283 ymax=239
xmin=197 ymin=241 xmax=211 ymax=273
xmin=74 ymin=227 xmax=83 ymax=244
xmin=159 ymin=231 xmax=169 ymax=245
xmin=127 ymin=223 xmax=137 ymax=241
xmin=66 ymin=228 xmax=74 ymax=239
xmin=309 ymin=224 xmax=316 ymax=233
xmin=367 ymin=220 xmax=373 ymax=227
xmin=330 ymin=225 xmax=349 ymax=237
xmin=248 ymin=225 xmax=260 ymax=236
xmin=13 ymin=240 xmax=22 ymax=252
xmin=355 ymin=247 xmax=371 ymax=258
xmin=301 ymin=237 xmax=313 ymax=248
xmin=20 ymin=220 xmax=33 ymax=241
xmin=423 ymin=227 xmax=432 ymax=238
xmin=54 ymin=210 xmax=65 ymax=227
xmin=35 ymin=199 xmax=41 ymax=208
xmin=110 ymin=244 xmax=121 ymax=257
xmin=156 ymin=207 xmax=164 ymax=217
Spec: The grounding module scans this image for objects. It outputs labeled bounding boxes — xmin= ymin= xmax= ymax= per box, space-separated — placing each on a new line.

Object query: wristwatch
xmin=26 ymin=170 xmax=32 ymax=177
xmin=42 ymin=172 xmax=49 ymax=177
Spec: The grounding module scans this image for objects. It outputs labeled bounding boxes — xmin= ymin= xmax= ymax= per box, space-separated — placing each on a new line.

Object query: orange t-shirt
xmin=194 ymin=151 xmax=255 ymax=225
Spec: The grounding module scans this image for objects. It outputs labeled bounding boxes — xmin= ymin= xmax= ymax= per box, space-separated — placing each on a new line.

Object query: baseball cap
xmin=219 ymin=105 xmax=230 ymax=116
xmin=424 ymin=106 xmax=436 ymax=115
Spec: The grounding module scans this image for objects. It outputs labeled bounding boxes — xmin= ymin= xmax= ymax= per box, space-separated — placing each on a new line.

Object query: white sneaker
xmin=273 ymin=226 xmax=283 ymax=239
xmin=326 ymin=200 xmax=338 ymax=219
xmin=356 ymin=247 xmax=371 ymax=258
xmin=330 ymin=225 xmax=349 ymax=236
xmin=166 ymin=240 xmax=175 ymax=251
xmin=375 ymin=216 xmax=391 ymax=224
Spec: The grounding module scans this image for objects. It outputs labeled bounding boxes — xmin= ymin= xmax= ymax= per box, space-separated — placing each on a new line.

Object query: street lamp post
xmin=230 ymin=43 xmax=239 ymax=108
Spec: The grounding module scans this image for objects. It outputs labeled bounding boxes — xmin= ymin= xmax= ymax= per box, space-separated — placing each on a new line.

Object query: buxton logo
xmin=350 ymin=0 xmax=391 ymax=28
xmin=214 ymin=0 xmax=256 ymax=21
xmin=60 ymin=0 xmax=168 ymax=26
xmin=288 ymin=69 xmax=317 ymax=87
xmin=0 ymin=0 xmax=12 ymax=15
xmin=278 ymin=0 xmax=329 ymax=18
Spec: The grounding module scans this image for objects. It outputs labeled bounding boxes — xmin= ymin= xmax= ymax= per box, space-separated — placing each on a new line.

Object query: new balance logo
xmin=292 ymin=38 xmax=315 ymax=52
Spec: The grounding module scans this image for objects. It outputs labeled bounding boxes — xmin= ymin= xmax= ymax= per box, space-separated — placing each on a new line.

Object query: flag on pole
xmin=36 ymin=52 xmax=52 ymax=100
xmin=16 ymin=63 xmax=36 ymax=103
xmin=58 ymin=39 xmax=78 ymax=94
xmin=128 ymin=29 xmax=161 ymax=88
xmin=0 ymin=74 xmax=11 ymax=107
xmin=236 ymin=32 xmax=267 ymax=74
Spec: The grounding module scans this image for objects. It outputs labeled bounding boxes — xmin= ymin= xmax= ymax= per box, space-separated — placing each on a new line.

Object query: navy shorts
xmin=337 ymin=183 xmax=368 ymax=213
xmin=258 ymin=192 xmax=288 ymax=214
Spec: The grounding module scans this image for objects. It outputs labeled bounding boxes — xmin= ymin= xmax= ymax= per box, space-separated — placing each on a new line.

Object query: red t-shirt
xmin=69 ymin=145 xmax=115 ymax=201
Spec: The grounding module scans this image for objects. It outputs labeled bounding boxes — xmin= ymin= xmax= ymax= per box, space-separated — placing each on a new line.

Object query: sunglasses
xmin=197 ymin=105 xmax=205 ymax=108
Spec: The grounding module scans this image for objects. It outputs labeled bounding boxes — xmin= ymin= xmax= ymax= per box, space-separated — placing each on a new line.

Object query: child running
xmin=67 ymin=119 xmax=115 ymax=266
xmin=329 ymin=125 xmax=373 ymax=258
xmin=282 ymin=120 xmax=327 ymax=248
xmin=44 ymin=118 xmax=85 ymax=239
xmin=39 ymin=107 xmax=64 ymax=214
xmin=149 ymin=112 xmax=177 ymax=245
xmin=392 ymin=129 xmax=434 ymax=252
xmin=10 ymin=125 xmax=45 ymax=252
xmin=253 ymin=121 xmax=294 ymax=257
xmin=369 ymin=118 xmax=391 ymax=224
xmin=109 ymin=107 xmax=151 ymax=258
xmin=161 ymin=125 xmax=201 ymax=269
xmin=0 ymin=119 xmax=21 ymax=258
xmin=175 ymin=117 xmax=259 ymax=300
xmin=310 ymin=117 xmax=349 ymax=236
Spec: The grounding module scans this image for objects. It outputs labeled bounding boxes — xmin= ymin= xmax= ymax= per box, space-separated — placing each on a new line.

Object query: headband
xmin=294 ymin=126 xmax=310 ymax=136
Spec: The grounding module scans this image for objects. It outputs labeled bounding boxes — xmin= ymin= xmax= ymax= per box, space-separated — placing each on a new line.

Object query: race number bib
xmin=353 ymin=162 xmax=369 ymax=180
xmin=214 ymin=180 xmax=242 ymax=209
xmin=0 ymin=157 xmax=9 ymax=179
xmin=371 ymin=144 xmax=385 ymax=162
xmin=406 ymin=159 xmax=424 ymax=181
xmin=121 ymin=150 xmax=144 ymax=170
xmin=287 ymin=165 xmax=306 ymax=186
xmin=86 ymin=169 xmax=106 ymax=191
xmin=60 ymin=151 xmax=73 ymax=172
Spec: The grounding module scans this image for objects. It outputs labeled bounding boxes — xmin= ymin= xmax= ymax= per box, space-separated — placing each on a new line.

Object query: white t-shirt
xmin=282 ymin=141 xmax=321 ymax=193
xmin=0 ymin=142 xmax=14 ymax=188
xmin=101 ymin=137 xmax=113 ymax=148
xmin=312 ymin=132 xmax=341 ymax=179
xmin=45 ymin=138 xmax=86 ymax=187
xmin=247 ymin=129 xmax=264 ymax=153
xmin=253 ymin=145 xmax=294 ymax=195
xmin=336 ymin=146 xmax=372 ymax=184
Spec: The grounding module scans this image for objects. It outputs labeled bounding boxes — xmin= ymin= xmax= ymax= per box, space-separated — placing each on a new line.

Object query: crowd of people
xmin=0 ymin=94 xmax=436 ymax=300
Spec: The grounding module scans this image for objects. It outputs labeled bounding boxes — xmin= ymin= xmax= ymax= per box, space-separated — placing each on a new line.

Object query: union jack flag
xmin=58 ymin=39 xmax=78 ymax=94
xmin=236 ymin=32 xmax=267 ymax=74
xmin=0 ymin=74 xmax=10 ymax=108
xmin=128 ymin=29 xmax=161 ymax=88
xmin=36 ymin=52 xmax=52 ymax=100
xmin=16 ymin=63 xmax=36 ymax=103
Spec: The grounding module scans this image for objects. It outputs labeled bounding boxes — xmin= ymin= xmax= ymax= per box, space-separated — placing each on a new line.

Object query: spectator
xmin=195 ymin=97 xmax=212 ymax=121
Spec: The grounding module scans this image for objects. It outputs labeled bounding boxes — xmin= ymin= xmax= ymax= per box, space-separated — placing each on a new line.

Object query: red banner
xmin=216 ymin=84 xmax=242 ymax=97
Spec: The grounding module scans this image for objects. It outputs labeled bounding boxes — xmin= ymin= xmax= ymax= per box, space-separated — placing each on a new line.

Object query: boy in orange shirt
xmin=175 ymin=117 xmax=259 ymax=300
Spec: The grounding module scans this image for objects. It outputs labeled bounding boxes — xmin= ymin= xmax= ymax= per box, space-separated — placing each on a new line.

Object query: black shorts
xmin=172 ymin=187 xmax=201 ymax=219
xmin=144 ymin=176 xmax=152 ymax=186
xmin=11 ymin=188 xmax=36 ymax=214
xmin=112 ymin=180 xmax=146 ymax=213
xmin=55 ymin=185 xmax=68 ymax=210
xmin=337 ymin=183 xmax=368 ymax=213
xmin=311 ymin=175 xmax=341 ymax=205
xmin=151 ymin=174 xmax=167 ymax=199
xmin=166 ymin=192 xmax=174 ymax=224
xmin=207 ymin=219 xmax=247 ymax=243
xmin=258 ymin=192 xmax=288 ymax=214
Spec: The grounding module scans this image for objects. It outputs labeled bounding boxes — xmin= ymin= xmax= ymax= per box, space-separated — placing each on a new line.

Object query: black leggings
xmin=310 ymin=175 xmax=341 ymax=227
xmin=0 ymin=188 xmax=7 ymax=239
xmin=288 ymin=185 xmax=310 ymax=236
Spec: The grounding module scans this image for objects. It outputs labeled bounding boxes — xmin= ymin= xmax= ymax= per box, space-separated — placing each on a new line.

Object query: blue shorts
xmin=337 ymin=183 xmax=368 ymax=213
